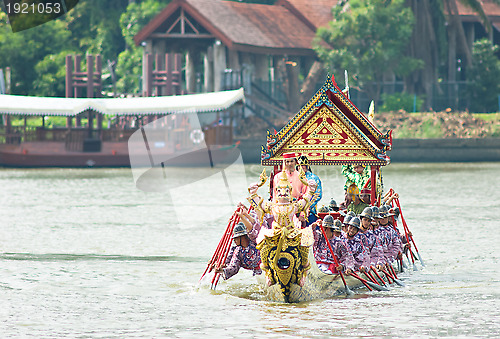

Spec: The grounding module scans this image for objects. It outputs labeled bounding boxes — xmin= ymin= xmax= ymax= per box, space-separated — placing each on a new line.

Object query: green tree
xmin=314 ymin=0 xmax=422 ymax=102
xmin=115 ymin=0 xmax=169 ymax=94
xmin=405 ymin=0 xmax=500 ymax=109
xmin=467 ymin=39 xmax=500 ymax=112
xmin=33 ymin=50 xmax=73 ymax=97
xmin=0 ymin=11 xmax=74 ymax=95
xmin=63 ymin=0 xmax=131 ymax=63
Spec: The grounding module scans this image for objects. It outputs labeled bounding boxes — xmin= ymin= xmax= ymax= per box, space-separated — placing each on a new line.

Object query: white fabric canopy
xmin=0 ymin=88 xmax=244 ymax=116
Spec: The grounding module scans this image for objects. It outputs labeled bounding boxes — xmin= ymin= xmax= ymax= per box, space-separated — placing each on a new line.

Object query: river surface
xmin=0 ymin=163 xmax=499 ymax=338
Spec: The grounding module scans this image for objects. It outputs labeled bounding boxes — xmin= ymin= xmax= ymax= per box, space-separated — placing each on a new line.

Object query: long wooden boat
xmin=203 ymin=74 xmax=419 ymax=303
xmin=0 ymin=89 xmax=244 ymax=167
xmin=253 ymin=74 xmax=393 ymax=302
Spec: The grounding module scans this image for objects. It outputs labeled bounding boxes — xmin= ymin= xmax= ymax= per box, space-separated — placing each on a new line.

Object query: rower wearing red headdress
xmin=272 ymin=152 xmax=307 ymax=202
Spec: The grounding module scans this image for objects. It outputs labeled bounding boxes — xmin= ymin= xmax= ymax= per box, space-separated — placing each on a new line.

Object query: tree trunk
xmin=445 ymin=0 xmax=473 ymax=67
xmin=406 ymin=0 xmax=441 ymax=110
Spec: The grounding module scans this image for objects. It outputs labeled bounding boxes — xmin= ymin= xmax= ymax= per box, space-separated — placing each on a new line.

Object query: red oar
xmin=380 ymin=266 xmax=405 ymax=287
xmin=211 ymin=208 xmax=242 ymax=289
xmin=370 ymin=266 xmax=388 ymax=287
xmin=394 ymin=197 xmax=425 ymax=267
xmin=199 ymin=208 xmax=239 ymax=282
xmin=210 ymin=204 xmax=255 ymax=290
xmin=394 ymin=199 xmax=417 ymax=271
xmin=349 ymin=272 xmax=372 ymax=291
xmin=350 ymin=272 xmax=390 ymax=292
xmin=364 ymin=270 xmax=381 ymax=285
xmin=318 ymin=223 xmax=353 ymax=296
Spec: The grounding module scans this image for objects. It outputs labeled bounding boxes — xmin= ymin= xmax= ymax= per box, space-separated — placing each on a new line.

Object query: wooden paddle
xmin=318 ymin=223 xmax=353 ymax=296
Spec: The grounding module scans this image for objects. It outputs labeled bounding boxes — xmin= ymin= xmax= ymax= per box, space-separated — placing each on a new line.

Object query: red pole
xmin=350 ymin=272 xmax=372 ymax=291
xmin=318 ymin=223 xmax=350 ymax=293
xmin=370 ymin=166 xmax=377 ymax=206
xmin=200 ymin=211 xmax=237 ymax=281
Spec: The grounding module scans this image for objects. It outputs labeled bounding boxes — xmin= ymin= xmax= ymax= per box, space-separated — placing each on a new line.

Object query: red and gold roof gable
xmin=261 ymin=75 xmax=392 ymax=166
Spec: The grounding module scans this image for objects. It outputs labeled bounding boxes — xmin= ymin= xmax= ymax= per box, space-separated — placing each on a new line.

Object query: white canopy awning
xmin=0 ymin=88 xmax=244 ymax=116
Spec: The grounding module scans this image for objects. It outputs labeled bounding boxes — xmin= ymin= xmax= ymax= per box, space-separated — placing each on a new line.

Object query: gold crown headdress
xmin=276 ymin=172 xmax=293 ymax=192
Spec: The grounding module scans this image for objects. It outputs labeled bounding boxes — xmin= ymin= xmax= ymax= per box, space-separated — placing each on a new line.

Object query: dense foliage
xmin=467 ymin=39 xmax=500 ymax=113
xmin=0 ymin=0 xmax=169 ymax=96
xmin=314 ymin=0 xmax=422 ymax=102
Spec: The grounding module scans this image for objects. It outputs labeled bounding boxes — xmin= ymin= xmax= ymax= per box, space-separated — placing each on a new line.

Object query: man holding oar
xmin=358 ymin=207 xmax=385 ymax=270
xmin=215 ymin=219 xmax=262 ymax=280
xmin=345 ymin=217 xmax=370 ymax=273
xmin=377 ymin=205 xmax=403 ymax=267
xmin=312 ymin=216 xmax=354 ymax=275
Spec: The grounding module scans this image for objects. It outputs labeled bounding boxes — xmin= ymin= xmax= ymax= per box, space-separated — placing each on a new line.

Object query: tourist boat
xmin=204 ymin=75 xmax=422 ymax=303
xmin=0 ymin=89 xmax=244 ymax=167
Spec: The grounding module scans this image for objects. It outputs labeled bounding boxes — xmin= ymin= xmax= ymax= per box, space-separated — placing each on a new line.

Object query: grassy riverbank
xmin=374 ymin=111 xmax=500 ymax=139
xmin=236 ymin=111 xmax=500 ymax=139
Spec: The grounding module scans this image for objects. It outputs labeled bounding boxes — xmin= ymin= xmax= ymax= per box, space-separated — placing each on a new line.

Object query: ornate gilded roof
xmin=261 ymin=75 xmax=392 ymax=166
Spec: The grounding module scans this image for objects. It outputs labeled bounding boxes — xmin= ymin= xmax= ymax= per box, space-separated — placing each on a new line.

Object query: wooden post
xmin=74 ymin=55 xmax=82 ymax=127
xmin=185 ymin=50 xmax=196 ymax=94
xmin=174 ymin=53 xmax=182 ymax=94
xmin=95 ymin=55 xmax=102 ymax=98
xmin=204 ymin=47 xmax=214 ymax=92
xmin=5 ymin=115 xmax=11 ymax=143
xmin=65 ymin=55 xmax=73 ymax=98
xmin=154 ymin=53 xmax=161 ymax=96
xmin=86 ymin=55 xmax=94 ymax=98
xmin=5 ymin=67 xmax=11 ymax=94
xmin=370 ymin=166 xmax=378 ymax=206
xmin=165 ymin=53 xmax=173 ymax=96
xmin=74 ymin=55 xmax=81 ymax=98
xmin=65 ymin=55 xmax=73 ymax=128
xmin=213 ymin=42 xmax=226 ymax=92
xmin=144 ymin=53 xmax=153 ymax=97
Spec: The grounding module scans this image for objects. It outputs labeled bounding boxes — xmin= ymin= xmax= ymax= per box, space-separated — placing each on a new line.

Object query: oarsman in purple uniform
xmin=371 ymin=206 xmax=389 ymax=266
xmin=345 ymin=217 xmax=370 ymax=272
xmin=388 ymin=205 xmax=412 ymax=257
xmin=216 ymin=221 xmax=262 ymax=280
xmin=358 ymin=207 xmax=385 ymax=269
xmin=342 ymin=211 xmax=355 ymax=236
xmin=377 ymin=205 xmax=403 ymax=265
xmin=312 ymin=216 xmax=355 ymax=275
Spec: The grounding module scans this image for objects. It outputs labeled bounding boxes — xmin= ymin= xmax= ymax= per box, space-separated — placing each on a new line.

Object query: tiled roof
xmin=277 ymin=0 xmax=340 ymax=29
xmin=134 ymin=0 xmax=317 ymax=55
xmin=454 ymin=0 xmax=500 ymax=17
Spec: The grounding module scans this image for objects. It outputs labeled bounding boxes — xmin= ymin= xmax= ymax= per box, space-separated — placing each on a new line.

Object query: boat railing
xmin=0 ymin=125 xmax=233 ymax=146
xmin=0 ymin=126 xmax=140 ymax=145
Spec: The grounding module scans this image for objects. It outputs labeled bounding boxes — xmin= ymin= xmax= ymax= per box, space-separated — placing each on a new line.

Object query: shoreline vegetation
xmin=235 ymin=111 xmax=500 ymax=140
xmin=4 ymin=111 xmax=500 ymax=140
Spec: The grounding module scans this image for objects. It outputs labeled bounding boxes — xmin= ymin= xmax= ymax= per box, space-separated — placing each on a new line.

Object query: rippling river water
xmin=0 ymin=163 xmax=499 ymax=338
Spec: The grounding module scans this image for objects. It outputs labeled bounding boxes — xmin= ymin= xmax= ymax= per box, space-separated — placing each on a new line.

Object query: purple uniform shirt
xmin=222 ymin=219 xmax=262 ymax=280
xmin=313 ymin=229 xmax=355 ymax=271
xmin=345 ymin=233 xmax=370 ymax=271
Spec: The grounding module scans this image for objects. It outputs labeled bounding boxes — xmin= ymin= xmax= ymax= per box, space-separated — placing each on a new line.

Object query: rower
xmin=345 ymin=217 xmax=369 ymax=272
xmin=215 ymin=222 xmax=262 ymax=280
xmin=346 ymin=187 xmax=370 ymax=215
xmin=377 ymin=205 xmax=403 ymax=265
xmin=312 ymin=216 xmax=354 ymax=275
xmin=358 ymin=207 xmax=385 ymax=270
xmin=342 ymin=211 xmax=355 ymax=236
